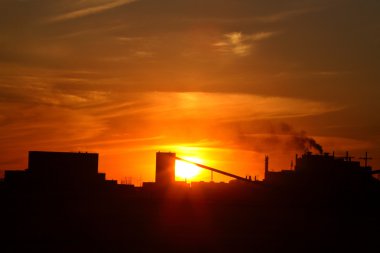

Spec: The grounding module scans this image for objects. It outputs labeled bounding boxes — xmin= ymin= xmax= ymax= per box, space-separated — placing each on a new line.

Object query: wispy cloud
xmin=0 ymin=89 xmax=343 ymax=148
xmin=134 ymin=50 xmax=154 ymax=58
xmin=255 ymin=8 xmax=315 ymax=23
xmin=133 ymin=92 xmax=343 ymax=121
xmin=213 ymin=31 xmax=277 ymax=56
xmin=49 ymin=0 xmax=138 ymax=22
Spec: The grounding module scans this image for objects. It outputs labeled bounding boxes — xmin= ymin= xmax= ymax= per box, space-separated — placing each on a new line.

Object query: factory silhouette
xmin=3 ymin=150 xmax=379 ymax=196
xmin=1 ymin=150 xmax=380 ymax=252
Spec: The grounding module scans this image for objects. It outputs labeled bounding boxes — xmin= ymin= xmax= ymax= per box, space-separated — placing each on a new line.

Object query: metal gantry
xmin=175 ymin=157 xmax=254 ymax=183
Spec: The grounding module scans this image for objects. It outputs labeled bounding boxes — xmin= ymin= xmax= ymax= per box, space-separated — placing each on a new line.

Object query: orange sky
xmin=0 ymin=0 xmax=379 ymax=183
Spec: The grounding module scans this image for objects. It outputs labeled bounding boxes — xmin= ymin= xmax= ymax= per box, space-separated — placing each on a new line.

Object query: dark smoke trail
xmin=234 ymin=122 xmax=324 ymax=154
xmin=307 ymin=137 xmax=323 ymax=154
xmin=280 ymin=123 xmax=323 ymax=154
xmin=292 ymin=131 xmax=323 ymax=154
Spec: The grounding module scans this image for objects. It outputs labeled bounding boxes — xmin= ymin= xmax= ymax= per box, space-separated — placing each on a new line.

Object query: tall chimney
xmin=264 ymin=155 xmax=269 ymax=180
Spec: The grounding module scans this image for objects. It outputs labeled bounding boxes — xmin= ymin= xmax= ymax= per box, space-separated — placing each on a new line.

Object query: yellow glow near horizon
xmin=175 ymin=156 xmax=202 ymax=181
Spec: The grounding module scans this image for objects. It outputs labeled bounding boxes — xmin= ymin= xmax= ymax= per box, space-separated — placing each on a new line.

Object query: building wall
xmin=4 ymin=151 xmax=116 ymax=192
xmin=28 ymin=151 xmax=98 ymax=177
xmin=27 ymin=151 xmax=99 ymax=187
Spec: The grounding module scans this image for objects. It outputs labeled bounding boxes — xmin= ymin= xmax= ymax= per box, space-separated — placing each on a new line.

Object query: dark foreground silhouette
xmin=1 ymin=187 xmax=380 ymax=253
xmin=1 ymin=151 xmax=380 ymax=253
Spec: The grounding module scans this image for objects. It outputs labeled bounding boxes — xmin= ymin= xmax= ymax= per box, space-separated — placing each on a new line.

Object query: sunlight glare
xmin=175 ymin=157 xmax=202 ymax=181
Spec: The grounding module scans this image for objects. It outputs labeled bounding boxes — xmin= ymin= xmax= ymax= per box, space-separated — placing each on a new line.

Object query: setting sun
xmin=175 ymin=157 xmax=202 ymax=181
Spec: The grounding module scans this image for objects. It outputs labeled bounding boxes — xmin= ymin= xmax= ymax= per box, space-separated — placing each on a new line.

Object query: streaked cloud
xmin=0 ymin=90 xmax=342 ymax=151
xmin=48 ymin=0 xmax=138 ymax=22
xmin=213 ymin=31 xmax=277 ymax=56
xmin=134 ymin=51 xmax=154 ymax=58
xmin=255 ymin=8 xmax=316 ymax=23
xmin=139 ymin=92 xmax=342 ymax=121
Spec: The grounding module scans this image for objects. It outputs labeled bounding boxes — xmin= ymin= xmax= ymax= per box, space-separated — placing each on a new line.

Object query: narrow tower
xmin=264 ymin=155 xmax=269 ymax=180
xmin=155 ymin=152 xmax=176 ymax=186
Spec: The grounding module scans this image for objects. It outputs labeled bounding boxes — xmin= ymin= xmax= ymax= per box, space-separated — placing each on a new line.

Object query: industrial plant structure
xmin=2 ymin=150 xmax=379 ymax=194
xmin=155 ymin=152 xmax=176 ymax=185
xmin=264 ymin=152 xmax=377 ymax=187
xmin=4 ymin=151 xmax=116 ymax=191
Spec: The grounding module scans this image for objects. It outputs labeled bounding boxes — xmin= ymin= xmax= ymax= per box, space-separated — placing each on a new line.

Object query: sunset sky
xmin=1 ymin=0 xmax=379 ymax=183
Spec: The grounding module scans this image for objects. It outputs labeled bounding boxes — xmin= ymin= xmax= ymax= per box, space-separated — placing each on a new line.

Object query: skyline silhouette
xmin=2 ymin=149 xmax=378 ymax=185
xmin=1 ymin=149 xmax=380 ymax=252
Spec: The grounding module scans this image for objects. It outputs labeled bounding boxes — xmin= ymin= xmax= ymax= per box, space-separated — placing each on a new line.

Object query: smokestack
xmin=264 ymin=155 xmax=269 ymax=180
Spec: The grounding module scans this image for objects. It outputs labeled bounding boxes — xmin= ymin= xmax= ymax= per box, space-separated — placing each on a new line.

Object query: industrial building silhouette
xmin=264 ymin=152 xmax=376 ymax=186
xmin=1 ymin=150 xmax=380 ymax=253
xmin=4 ymin=151 xmax=116 ymax=192
xmin=2 ymin=150 xmax=380 ymax=192
xmin=155 ymin=152 xmax=176 ymax=185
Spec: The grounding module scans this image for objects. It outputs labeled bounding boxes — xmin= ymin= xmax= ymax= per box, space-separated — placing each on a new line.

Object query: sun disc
xmin=175 ymin=157 xmax=201 ymax=180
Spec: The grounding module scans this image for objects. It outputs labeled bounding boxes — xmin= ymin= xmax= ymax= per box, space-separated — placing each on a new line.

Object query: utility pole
xmin=359 ymin=152 xmax=373 ymax=168
xmin=345 ymin=151 xmax=354 ymax=162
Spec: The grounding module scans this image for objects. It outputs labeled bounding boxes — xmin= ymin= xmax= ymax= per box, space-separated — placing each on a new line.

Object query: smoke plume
xmin=233 ymin=122 xmax=324 ymax=155
xmin=281 ymin=123 xmax=323 ymax=154
xmin=291 ymin=131 xmax=323 ymax=154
